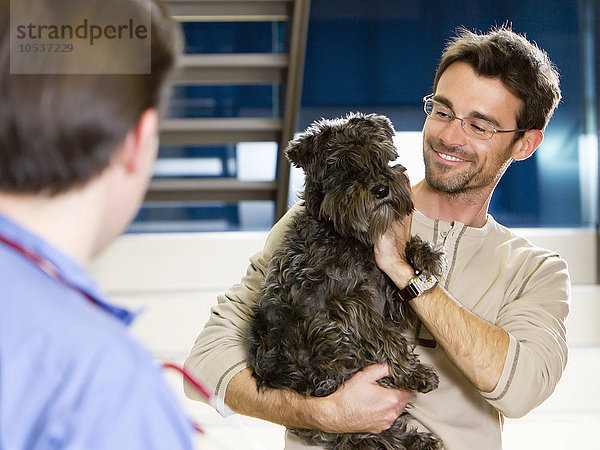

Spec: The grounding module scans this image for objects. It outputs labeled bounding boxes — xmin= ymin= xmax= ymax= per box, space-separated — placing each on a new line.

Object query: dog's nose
xmin=371 ymin=184 xmax=389 ymax=199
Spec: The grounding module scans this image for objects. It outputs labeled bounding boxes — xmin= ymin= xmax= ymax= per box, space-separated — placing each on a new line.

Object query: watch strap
xmin=397 ymin=273 xmax=437 ymax=302
xmin=398 ymin=281 xmax=421 ymax=302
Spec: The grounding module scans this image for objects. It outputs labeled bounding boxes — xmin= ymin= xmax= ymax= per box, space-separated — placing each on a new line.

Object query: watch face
xmin=415 ymin=274 xmax=437 ymax=291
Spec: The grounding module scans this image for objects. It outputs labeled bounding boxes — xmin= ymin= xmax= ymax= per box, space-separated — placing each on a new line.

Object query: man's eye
xmin=434 ymin=109 xmax=452 ymax=119
xmin=467 ymin=120 xmax=490 ymax=134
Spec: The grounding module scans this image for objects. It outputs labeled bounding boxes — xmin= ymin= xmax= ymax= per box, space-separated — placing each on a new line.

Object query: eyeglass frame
xmin=422 ymin=94 xmax=529 ymax=140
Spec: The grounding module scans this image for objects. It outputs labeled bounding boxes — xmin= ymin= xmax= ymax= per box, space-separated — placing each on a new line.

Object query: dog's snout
xmin=371 ymin=184 xmax=390 ymax=199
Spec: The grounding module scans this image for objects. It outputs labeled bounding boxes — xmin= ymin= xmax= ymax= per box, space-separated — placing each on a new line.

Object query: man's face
xmin=422 ymin=62 xmax=524 ymax=196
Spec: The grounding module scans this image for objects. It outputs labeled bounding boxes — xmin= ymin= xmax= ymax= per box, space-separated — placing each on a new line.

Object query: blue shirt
xmin=0 ymin=213 xmax=194 ymax=450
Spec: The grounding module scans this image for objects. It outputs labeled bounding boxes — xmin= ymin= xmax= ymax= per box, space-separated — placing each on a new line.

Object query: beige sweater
xmin=185 ymin=204 xmax=570 ymax=449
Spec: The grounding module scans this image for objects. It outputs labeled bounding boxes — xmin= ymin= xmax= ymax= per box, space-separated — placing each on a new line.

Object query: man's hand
xmin=374 ymin=214 xmax=415 ymax=288
xmin=225 ymin=364 xmax=412 ymax=434
xmin=314 ymin=364 xmax=413 ymax=434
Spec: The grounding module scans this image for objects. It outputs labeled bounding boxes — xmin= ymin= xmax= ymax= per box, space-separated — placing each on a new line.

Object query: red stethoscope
xmin=0 ymin=232 xmax=211 ymax=434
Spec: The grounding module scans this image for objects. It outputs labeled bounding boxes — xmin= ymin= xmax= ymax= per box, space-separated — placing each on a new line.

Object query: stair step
xmin=173 ymin=53 xmax=288 ymax=85
xmin=165 ymin=0 xmax=293 ymax=21
xmin=145 ymin=178 xmax=278 ymax=202
xmin=159 ymin=117 xmax=282 ymax=145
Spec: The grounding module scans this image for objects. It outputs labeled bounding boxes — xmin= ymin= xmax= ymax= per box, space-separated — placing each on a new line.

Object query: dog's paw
xmin=412 ymin=432 xmax=443 ymax=450
xmin=406 ymin=365 xmax=439 ymax=393
xmin=405 ymin=236 xmax=445 ymax=278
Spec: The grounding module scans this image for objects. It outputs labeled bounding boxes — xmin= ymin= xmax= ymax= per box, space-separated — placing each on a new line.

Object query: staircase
xmin=148 ymin=0 xmax=311 ymax=221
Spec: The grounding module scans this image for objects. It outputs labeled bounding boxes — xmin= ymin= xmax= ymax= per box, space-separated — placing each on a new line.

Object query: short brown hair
xmin=433 ymin=26 xmax=561 ymax=134
xmin=0 ymin=0 xmax=180 ymax=194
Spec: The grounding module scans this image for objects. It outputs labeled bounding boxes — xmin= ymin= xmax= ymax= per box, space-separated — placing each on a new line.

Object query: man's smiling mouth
xmin=436 ymin=150 xmax=467 ymax=162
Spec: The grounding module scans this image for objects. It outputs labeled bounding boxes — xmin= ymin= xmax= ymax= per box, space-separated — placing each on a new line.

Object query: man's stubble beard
xmin=422 ymin=138 xmax=514 ymax=197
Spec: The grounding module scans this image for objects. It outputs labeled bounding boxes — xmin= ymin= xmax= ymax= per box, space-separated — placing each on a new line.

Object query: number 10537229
xmin=18 ymin=43 xmax=73 ymax=53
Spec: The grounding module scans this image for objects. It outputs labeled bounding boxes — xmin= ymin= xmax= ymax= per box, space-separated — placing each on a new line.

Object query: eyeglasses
xmin=423 ymin=94 xmax=529 ymax=140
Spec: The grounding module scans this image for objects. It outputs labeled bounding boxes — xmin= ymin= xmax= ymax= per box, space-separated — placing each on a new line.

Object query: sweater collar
xmin=413 ymin=209 xmax=498 ymax=238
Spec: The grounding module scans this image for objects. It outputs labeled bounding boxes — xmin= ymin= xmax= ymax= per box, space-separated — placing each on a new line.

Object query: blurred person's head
xmin=0 ymin=0 xmax=180 ymax=195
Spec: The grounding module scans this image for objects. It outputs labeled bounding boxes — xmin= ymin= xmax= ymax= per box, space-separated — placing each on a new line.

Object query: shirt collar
xmin=413 ymin=209 xmax=497 ymax=237
xmin=0 ymin=212 xmax=136 ymax=325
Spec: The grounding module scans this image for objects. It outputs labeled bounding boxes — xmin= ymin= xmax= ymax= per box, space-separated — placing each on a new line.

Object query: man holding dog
xmin=0 ymin=0 xmax=195 ymax=448
xmin=185 ymin=26 xmax=569 ymax=449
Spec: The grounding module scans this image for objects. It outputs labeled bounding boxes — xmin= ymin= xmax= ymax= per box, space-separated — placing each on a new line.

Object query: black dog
xmin=245 ymin=113 xmax=444 ymax=449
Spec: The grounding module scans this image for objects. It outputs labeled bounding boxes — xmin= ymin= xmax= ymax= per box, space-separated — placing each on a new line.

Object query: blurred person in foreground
xmin=0 ymin=0 xmax=195 ymax=448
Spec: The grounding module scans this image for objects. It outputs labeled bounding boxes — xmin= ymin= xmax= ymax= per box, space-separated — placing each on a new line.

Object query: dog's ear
xmin=346 ymin=112 xmax=395 ymax=141
xmin=367 ymin=114 xmax=396 ymax=140
xmin=285 ymin=120 xmax=331 ymax=170
xmin=285 ymin=132 xmax=315 ymax=170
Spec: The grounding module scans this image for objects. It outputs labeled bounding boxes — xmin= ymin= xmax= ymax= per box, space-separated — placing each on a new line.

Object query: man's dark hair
xmin=0 ymin=0 xmax=180 ymax=194
xmin=433 ymin=26 xmax=561 ymax=136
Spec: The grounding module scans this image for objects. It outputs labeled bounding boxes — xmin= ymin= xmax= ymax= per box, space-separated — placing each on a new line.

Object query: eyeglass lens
xmin=424 ymin=98 xmax=494 ymax=139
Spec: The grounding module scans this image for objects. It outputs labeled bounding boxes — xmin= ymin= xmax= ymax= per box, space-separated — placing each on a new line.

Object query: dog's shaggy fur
xmin=245 ymin=112 xmax=444 ymax=449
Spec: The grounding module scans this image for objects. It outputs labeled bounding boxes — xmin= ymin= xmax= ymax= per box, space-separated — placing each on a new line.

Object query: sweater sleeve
xmin=481 ymin=254 xmax=570 ymax=418
xmin=183 ymin=205 xmax=298 ymax=415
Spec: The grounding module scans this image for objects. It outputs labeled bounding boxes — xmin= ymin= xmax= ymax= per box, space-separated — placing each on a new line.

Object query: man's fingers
xmin=361 ymin=363 xmax=391 ymax=381
xmin=393 ymin=214 xmax=413 ymax=240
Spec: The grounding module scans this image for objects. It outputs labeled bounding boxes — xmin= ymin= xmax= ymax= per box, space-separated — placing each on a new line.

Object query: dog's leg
xmin=370 ymin=317 xmax=439 ymax=394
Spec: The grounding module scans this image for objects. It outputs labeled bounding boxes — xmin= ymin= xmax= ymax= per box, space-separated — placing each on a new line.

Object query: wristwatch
xmin=398 ymin=273 xmax=438 ymax=302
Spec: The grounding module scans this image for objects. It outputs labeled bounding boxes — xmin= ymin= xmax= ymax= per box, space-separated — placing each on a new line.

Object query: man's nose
xmin=438 ymin=117 xmax=468 ymax=147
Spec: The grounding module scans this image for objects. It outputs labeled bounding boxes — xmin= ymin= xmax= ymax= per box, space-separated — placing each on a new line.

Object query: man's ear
xmin=512 ymin=129 xmax=543 ymax=161
xmin=117 ymin=108 xmax=159 ymax=174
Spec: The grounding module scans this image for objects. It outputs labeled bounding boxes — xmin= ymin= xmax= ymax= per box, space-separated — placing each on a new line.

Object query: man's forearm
xmin=225 ymin=368 xmax=320 ymax=430
xmin=410 ymin=285 xmax=509 ymax=393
